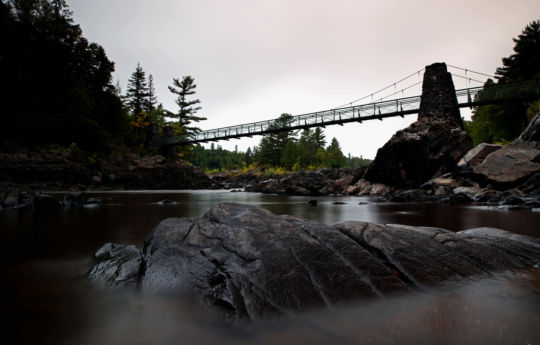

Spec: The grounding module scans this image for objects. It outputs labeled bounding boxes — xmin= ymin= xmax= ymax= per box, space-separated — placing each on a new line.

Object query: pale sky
xmin=68 ymin=0 xmax=540 ymax=159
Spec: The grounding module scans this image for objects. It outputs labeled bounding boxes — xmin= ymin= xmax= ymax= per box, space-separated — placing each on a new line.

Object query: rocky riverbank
xmin=0 ymin=148 xmax=214 ymax=209
xmin=89 ymin=203 xmax=540 ymax=321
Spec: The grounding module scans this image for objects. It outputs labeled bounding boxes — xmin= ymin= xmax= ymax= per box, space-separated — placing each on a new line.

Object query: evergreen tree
xmin=126 ymin=63 xmax=149 ymax=116
xmin=326 ymin=137 xmax=346 ymax=168
xmin=168 ymin=75 xmax=207 ymax=139
xmin=310 ymin=127 xmax=326 ymax=149
xmin=146 ymin=74 xmax=158 ymax=112
xmin=466 ymin=20 xmax=540 ymax=144
xmin=495 ymin=20 xmax=540 ymax=83
xmin=255 ymin=113 xmax=297 ymax=166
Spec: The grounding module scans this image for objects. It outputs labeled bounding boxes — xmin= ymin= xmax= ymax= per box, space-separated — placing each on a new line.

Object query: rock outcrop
xmin=0 ymin=148 xmax=210 ymax=190
xmin=245 ymin=168 xmax=364 ymax=196
xmin=90 ymin=203 xmax=540 ymax=321
xmin=364 ymin=63 xmax=473 ymax=188
xmin=470 ymin=113 xmax=540 ymax=187
xmin=415 ymin=113 xmax=540 ymax=205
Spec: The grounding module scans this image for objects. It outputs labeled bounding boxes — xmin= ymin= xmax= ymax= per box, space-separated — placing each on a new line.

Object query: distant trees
xmin=249 ymin=119 xmax=364 ymax=171
xmin=326 ymin=137 xmax=346 ymax=168
xmin=256 ymin=113 xmax=297 ymax=167
xmin=465 ymin=20 xmax=540 ymax=145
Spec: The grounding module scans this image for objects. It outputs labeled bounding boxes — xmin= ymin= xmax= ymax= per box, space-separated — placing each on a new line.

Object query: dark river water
xmin=1 ymin=190 xmax=540 ymax=344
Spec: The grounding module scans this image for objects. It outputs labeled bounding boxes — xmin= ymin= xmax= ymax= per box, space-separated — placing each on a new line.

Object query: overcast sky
xmin=68 ymin=0 xmax=539 ymax=159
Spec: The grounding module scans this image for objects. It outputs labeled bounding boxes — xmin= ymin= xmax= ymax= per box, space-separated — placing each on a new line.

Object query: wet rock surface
xmin=90 ymin=203 xmax=540 ymax=321
xmin=88 ymin=243 xmax=142 ymax=288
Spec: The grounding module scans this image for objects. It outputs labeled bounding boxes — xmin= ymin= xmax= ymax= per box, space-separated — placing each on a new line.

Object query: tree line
xmin=2 ymin=1 xmax=537 ymax=170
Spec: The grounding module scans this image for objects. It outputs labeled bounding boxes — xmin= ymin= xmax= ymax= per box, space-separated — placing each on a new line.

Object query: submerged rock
xmin=90 ymin=203 xmax=540 ymax=321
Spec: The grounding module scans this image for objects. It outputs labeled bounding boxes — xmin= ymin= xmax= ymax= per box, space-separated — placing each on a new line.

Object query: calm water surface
xmin=1 ymin=190 xmax=540 ymax=344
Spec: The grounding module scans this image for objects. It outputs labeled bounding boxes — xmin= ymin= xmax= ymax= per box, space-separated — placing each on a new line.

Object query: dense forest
xmin=1 ymin=1 xmax=538 ymax=171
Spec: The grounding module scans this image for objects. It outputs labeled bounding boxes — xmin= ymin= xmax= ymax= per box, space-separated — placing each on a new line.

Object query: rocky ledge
xmin=89 ymin=203 xmax=540 ymax=321
xmin=0 ymin=149 xmax=211 ymax=193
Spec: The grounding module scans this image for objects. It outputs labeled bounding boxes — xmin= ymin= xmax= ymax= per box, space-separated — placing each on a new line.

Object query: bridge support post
xmin=418 ymin=62 xmax=463 ymax=128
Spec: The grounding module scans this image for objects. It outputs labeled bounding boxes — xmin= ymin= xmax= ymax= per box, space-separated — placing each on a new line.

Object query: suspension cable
xmin=447 ymin=64 xmax=496 ymax=79
xmin=449 ymin=73 xmax=486 ymax=85
xmin=336 ymin=68 xmax=425 ymax=108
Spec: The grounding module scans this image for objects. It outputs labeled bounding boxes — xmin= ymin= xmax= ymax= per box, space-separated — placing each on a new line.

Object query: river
xmin=1 ymin=190 xmax=540 ymax=344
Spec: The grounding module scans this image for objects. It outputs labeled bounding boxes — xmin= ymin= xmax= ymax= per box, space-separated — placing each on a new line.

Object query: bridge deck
xmin=160 ymin=79 xmax=539 ymax=146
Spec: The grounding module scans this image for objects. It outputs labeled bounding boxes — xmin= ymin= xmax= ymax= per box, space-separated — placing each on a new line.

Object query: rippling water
xmin=1 ymin=191 xmax=540 ymax=344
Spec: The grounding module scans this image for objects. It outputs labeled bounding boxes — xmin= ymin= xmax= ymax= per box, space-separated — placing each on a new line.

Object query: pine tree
xmin=466 ymin=20 xmax=540 ymax=144
xmin=326 ymin=137 xmax=346 ymax=168
xmin=495 ymin=20 xmax=540 ymax=83
xmin=126 ymin=63 xmax=149 ymax=116
xmin=168 ymin=75 xmax=207 ymax=139
xmin=146 ymin=74 xmax=158 ymax=112
xmin=255 ymin=113 xmax=297 ymax=166
xmin=310 ymin=127 xmax=326 ymax=149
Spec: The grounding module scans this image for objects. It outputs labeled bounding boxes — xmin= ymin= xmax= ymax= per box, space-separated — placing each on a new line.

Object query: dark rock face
xmin=91 ymin=203 xmax=540 ymax=321
xmin=88 ymin=243 xmax=142 ymax=288
xmin=364 ymin=118 xmax=472 ymax=188
xmin=245 ymin=168 xmax=361 ymax=196
xmin=364 ymin=63 xmax=473 ymax=188
xmin=515 ymin=112 xmax=540 ymax=142
xmin=0 ymin=149 xmax=210 ymax=190
xmin=100 ymin=155 xmax=212 ymax=189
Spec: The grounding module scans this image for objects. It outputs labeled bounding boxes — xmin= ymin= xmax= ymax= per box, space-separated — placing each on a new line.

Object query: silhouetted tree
xmin=126 ymin=63 xmax=149 ymax=116
xmin=168 ymin=75 xmax=206 ymax=139
xmin=466 ymin=20 xmax=540 ymax=144
xmin=146 ymin=74 xmax=158 ymax=112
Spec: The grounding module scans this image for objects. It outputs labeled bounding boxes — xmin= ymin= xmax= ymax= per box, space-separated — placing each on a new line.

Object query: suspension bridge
xmin=159 ymin=65 xmax=540 ymax=147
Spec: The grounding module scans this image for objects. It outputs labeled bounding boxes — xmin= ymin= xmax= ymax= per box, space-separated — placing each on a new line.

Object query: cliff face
xmin=364 ymin=62 xmax=472 ymax=188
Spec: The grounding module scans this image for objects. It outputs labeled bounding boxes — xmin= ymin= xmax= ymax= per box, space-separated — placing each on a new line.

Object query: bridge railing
xmin=173 ymin=95 xmax=424 ymax=144
xmin=162 ymin=79 xmax=539 ymax=146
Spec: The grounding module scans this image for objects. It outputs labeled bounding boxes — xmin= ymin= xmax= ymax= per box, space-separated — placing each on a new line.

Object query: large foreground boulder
xmin=364 ymin=63 xmax=473 ymax=188
xmin=90 ymin=203 xmax=540 ymax=321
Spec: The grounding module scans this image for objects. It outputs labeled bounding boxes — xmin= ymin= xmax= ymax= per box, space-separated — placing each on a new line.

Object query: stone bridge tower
xmin=364 ymin=62 xmax=472 ymax=188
